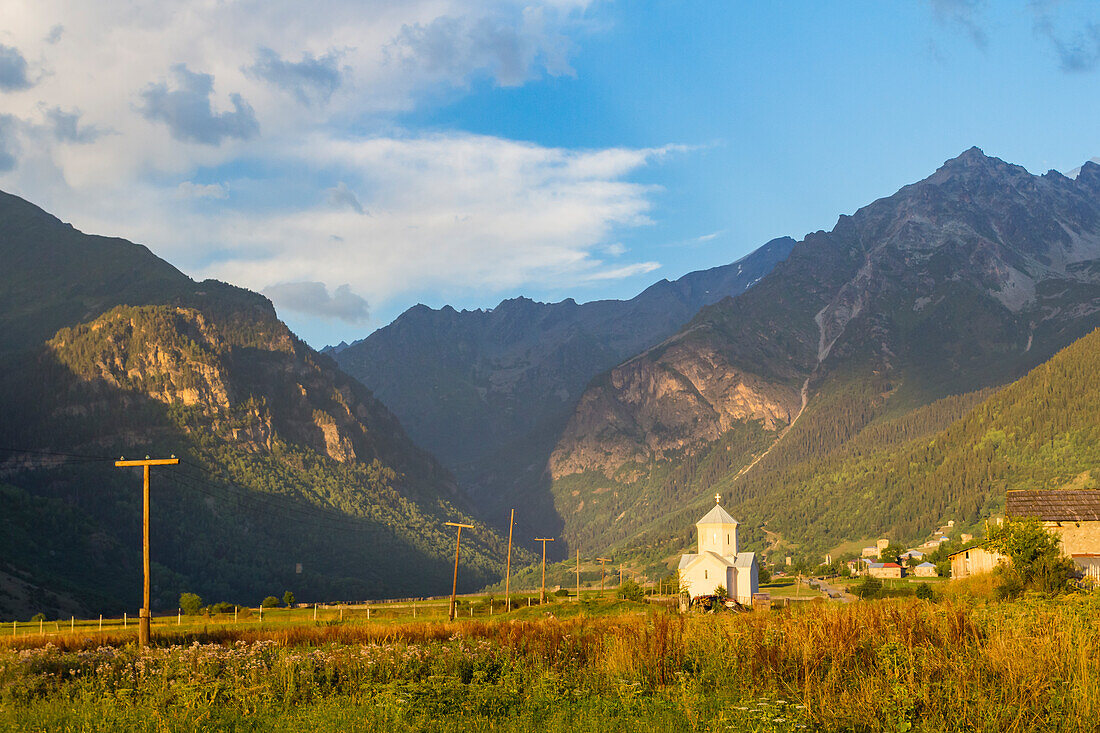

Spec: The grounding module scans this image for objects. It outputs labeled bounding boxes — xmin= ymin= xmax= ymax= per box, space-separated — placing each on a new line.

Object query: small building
xmin=948 ymin=545 xmax=1006 ymax=579
xmin=678 ymin=497 xmax=758 ymax=604
xmin=876 ymin=539 xmax=890 ymax=552
xmin=861 ymin=546 xmax=880 ymax=558
xmin=900 ymin=550 xmax=925 ymax=562
xmin=868 ymin=562 xmax=904 ymax=579
xmin=1006 ymin=489 xmax=1100 ymax=581
xmin=912 ymin=562 xmax=938 ymax=577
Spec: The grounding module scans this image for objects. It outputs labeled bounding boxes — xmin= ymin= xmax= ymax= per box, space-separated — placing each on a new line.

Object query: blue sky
xmin=2 ymin=1 xmax=1099 ymax=347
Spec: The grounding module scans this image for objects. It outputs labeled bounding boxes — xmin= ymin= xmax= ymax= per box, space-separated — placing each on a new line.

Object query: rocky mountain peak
xmin=924 ymin=146 xmax=1029 ymax=187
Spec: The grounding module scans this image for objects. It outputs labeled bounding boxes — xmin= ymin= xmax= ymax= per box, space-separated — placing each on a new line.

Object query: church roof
xmin=696 ymin=503 xmax=739 ymax=526
xmin=733 ymin=552 xmax=755 ymax=568
xmin=678 ymin=551 xmax=741 ymax=569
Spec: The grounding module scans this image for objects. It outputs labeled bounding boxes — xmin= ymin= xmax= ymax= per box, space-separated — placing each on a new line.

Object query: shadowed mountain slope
xmin=0 ymin=191 xmax=517 ymax=618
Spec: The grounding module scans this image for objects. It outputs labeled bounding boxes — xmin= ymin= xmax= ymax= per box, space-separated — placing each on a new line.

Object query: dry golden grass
xmin=4 ymin=594 xmax=1099 ymax=731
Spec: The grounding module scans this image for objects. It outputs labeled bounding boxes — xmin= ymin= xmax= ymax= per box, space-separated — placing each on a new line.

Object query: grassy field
xmin=0 ymin=590 xmax=648 ymax=639
xmin=3 ymin=589 xmax=1100 ymax=732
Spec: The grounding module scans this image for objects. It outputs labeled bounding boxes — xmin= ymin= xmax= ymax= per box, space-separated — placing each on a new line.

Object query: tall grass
xmin=2 ymin=595 xmax=1098 ymax=732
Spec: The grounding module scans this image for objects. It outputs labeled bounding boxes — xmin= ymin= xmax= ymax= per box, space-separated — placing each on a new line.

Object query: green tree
xmin=757 ymin=563 xmax=772 ymax=584
xmin=914 ymin=583 xmax=934 ymax=601
xmin=713 ymin=584 xmax=728 ymax=600
xmin=282 ymin=591 xmax=295 ymax=607
xmin=854 ymin=575 xmax=882 ymax=599
xmin=261 ymin=596 xmax=280 ymax=608
xmin=30 ymin=612 xmax=46 ymax=623
xmin=880 ymin=544 xmax=905 ymax=563
xmin=986 ymin=518 xmax=1077 ymax=598
xmin=617 ymin=579 xmax=644 ymax=602
xmin=179 ymin=592 xmax=202 ymax=615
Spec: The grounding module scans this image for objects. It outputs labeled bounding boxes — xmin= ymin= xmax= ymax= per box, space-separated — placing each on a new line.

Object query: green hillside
xmin=0 ymin=191 xmax=521 ymax=618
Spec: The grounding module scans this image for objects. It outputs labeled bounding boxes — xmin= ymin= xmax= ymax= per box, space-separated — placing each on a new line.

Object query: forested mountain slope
xmin=549 ymin=149 xmax=1100 ymax=560
xmin=331 ymin=236 xmax=794 ymax=536
xmin=0 ymin=191 xmax=516 ymax=618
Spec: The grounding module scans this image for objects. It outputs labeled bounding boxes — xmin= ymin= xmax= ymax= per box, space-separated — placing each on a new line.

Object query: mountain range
xmin=333 ymin=147 xmax=1100 ymax=567
xmin=328 ymin=236 xmax=795 ymax=535
xmin=4 ymin=146 xmax=1100 ymax=615
xmin=0 ymin=191 xmax=518 ymax=618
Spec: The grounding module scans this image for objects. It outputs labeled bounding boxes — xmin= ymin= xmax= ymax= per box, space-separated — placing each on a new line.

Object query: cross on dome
xmin=715 ymin=492 xmax=721 ymax=504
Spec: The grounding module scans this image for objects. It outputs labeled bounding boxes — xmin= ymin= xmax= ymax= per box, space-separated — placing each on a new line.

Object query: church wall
xmin=682 ymin=559 xmax=726 ymax=598
xmin=735 ymin=563 xmax=757 ymax=604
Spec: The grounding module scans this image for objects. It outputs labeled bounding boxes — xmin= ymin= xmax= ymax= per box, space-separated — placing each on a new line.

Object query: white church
xmin=678 ymin=494 xmax=758 ymax=604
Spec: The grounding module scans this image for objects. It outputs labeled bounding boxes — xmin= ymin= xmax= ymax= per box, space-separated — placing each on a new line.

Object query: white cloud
xmin=580 ymin=261 xmax=661 ymax=281
xmin=263 ymin=281 xmax=370 ymax=324
xmin=0 ymin=0 xmax=676 ymax=342
xmin=204 ymin=134 xmax=672 ymax=307
xmin=176 ymin=181 xmax=229 ymax=200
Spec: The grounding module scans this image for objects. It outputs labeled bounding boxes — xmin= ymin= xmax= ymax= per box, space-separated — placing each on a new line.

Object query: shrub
xmin=987 ymin=517 xmax=1077 ymax=598
xmin=261 ymin=596 xmax=280 ymax=609
xmin=855 ymin=576 xmax=883 ymax=599
xmin=618 ymin=580 xmax=645 ymax=602
xmin=30 ymin=612 xmax=46 ymax=623
xmin=914 ymin=583 xmax=934 ymax=601
xmin=554 ymin=588 xmax=570 ymax=597
xmin=210 ymin=602 xmax=236 ymax=615
xmin=179 ymin=592 xmax=202 ymax=615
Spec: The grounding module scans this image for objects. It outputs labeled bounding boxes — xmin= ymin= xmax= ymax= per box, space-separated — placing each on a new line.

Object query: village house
xmin=678 ymin=495 xmax=759 ymax=604
xmin=1006 ymin=489 xmax=1100 ymax=582
xmin=867 ymin=562 xmax=904 ymax=580
xmin=912 ymin=562 xmax=938 ymax=577
xmin=948 ymin=544 xmax=1006 ymax=579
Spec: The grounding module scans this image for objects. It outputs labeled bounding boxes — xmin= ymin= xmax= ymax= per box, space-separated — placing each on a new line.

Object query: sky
xmin=2 ymin=1 xmax=1100 ymax=347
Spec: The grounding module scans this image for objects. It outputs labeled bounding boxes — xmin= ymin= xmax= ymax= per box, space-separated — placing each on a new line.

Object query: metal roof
xmin=1005 ymin=490 xmax=1100 ymax=522
xmin=696 ymin=504 xmax=739 ymax=525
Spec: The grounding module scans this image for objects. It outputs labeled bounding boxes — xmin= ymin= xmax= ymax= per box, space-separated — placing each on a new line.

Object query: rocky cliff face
xmin=331 ymin=236 xmax=794 ymax=535
xmin=547 ymin=149 xmax=1100 ymax=553
xmin=0 ymin=190 xmax=508 ymax=615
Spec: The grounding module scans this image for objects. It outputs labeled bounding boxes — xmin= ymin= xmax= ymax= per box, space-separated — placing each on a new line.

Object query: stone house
xmin=912 ymin=562 xmax=938 ymax=577
xmin=867 ymin=562 xmax=903 ymax=579
xmin=1006 ymin=489 xmax=1100 ymax=581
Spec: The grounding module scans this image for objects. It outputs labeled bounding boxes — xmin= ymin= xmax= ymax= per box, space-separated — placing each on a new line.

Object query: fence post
xmin=99 ymin=615 xmax=102 ymax=631
xmin=367 ymin=607 xmax=371 ymax=621
xmin=124 ymin=612 xmax=127 ymax=628
xmin=71 ymin=616 xmax=74 ymax=632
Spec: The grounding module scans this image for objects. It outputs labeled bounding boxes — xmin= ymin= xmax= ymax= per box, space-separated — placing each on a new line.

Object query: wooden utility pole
xmin=576 ymin=550 xmax=580 ymax=599
xmin=115 ymin=455 xmax=178 ymax=647
xmin=446 ymin=522 xmax=474 ymax=621
xmin=534 ymin=538 xmax=554 ymax=603
xmin=597 ymin=557 xmax=611 ymax=596
xmin=505 ymin=509 xmax=515 ymax=612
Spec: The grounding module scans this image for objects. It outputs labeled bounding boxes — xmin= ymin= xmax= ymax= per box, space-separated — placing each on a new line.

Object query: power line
xmin=0 ymin=446 xmax=117 ymax=462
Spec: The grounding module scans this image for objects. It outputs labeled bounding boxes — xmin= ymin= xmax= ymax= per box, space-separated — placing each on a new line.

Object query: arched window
xmin=704 ymin=569 xmax=708 ymax=579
